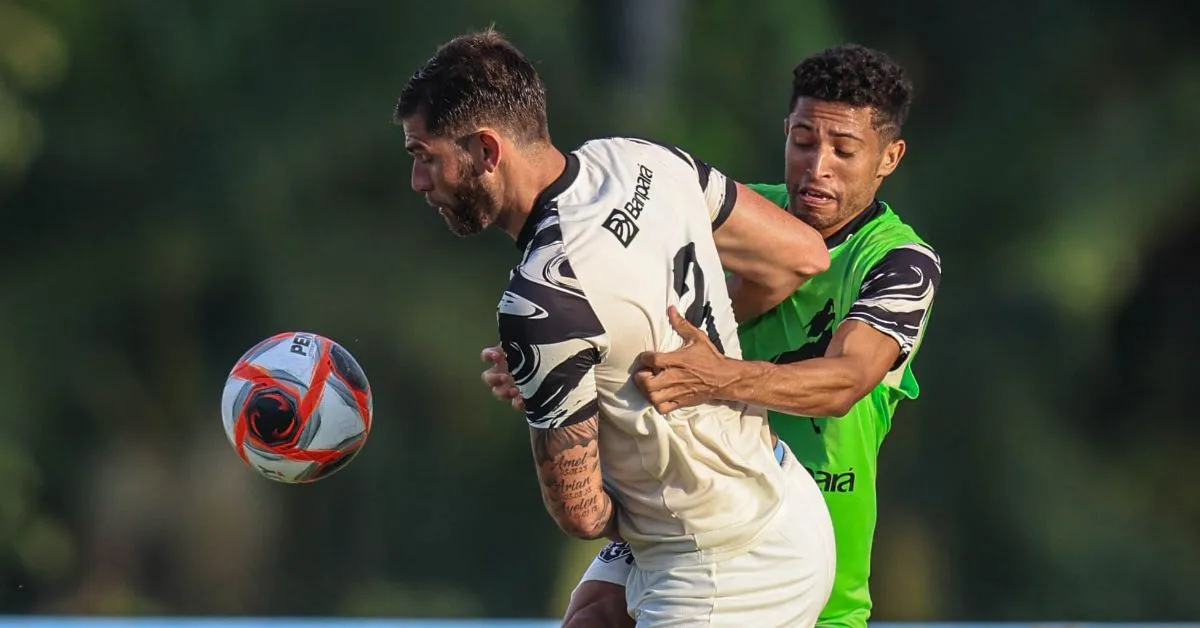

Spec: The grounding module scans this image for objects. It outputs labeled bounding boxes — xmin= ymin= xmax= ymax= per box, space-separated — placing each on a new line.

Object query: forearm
xmin=727 ymin=274 xmax=790 ymax=324
xmin=530 ymin=421 xmax=619 ymax=540
xmin=714 ymin=182 xmax=828 ymax=297
xmin=718 ymin=356 xmax=866 ymax=418
xmin=545 ymin=485 xmax=618 ymax=540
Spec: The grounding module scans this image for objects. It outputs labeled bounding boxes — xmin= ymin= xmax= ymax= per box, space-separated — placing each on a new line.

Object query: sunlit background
xmin=1 ymin=0 xmax=1198 ymax=622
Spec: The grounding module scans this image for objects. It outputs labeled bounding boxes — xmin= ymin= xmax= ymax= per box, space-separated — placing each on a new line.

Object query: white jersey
xmin=497 ymin=137 xmax=786 ymax=570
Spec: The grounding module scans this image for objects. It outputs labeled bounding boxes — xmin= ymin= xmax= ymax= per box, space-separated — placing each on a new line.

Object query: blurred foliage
xmin=0 ymin=0 xmax=1197 ymax=621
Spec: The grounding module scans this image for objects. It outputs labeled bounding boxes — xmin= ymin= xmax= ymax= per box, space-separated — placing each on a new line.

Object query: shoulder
xmin=876 ymin=241 xmax=941 ymax=271
xmin=502 ymin=211 xmax=605 ymax=344
xmin=864 ymin=204 xmax=936 ymax=252
xmin=860 ymin=243 xmax=942 ymax=298
xmin=576 ymin=136 xmax=708 ymax=177
xmin=847 ymin=205 xmax=938 ymax=271
xmin=500 ymin=212 xmax=608 ymax=429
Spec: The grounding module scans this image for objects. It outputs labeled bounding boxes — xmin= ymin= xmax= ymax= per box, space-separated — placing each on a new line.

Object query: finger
xmin=482 ymin=370 xmax=512 ymax=387
xmin=484 ymin=367 xmax=513 ymax=383
xmin=646 ymin=381 xmax=695 ymax=405
xmin=632 ymin=370 xmax=656 ymax=395
xmin=635 ymin=351 xmax=656 ymax=369
xmin=667 ymin=306 xmax=704 ymax=341
xmin=512 ymin=396 xmax=525 ymax=411
xmin=654 ymin=400 xmax=680 ymax=415
xmin=481 ymin=345 xmax=507 ymax=366
xmin=636 ymin=350 xmax=674 ymax=372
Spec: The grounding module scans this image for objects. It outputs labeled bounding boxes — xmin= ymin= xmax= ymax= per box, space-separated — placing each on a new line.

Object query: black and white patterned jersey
xmin=847 ymin=242 xmax=942 ymax=376
xmin=496 ymin=137 xmax=788 ymax=569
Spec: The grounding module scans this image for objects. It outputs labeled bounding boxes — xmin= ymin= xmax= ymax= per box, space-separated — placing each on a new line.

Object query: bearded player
xmin=402 ymin=28 xmax=838 ymax=626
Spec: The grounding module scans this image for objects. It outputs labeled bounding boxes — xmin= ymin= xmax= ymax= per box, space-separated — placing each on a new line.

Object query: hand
xmin=633 ymin=306 xmax=730 ymax=414
xmin=480 ymin=345 xmax=525 ymax=411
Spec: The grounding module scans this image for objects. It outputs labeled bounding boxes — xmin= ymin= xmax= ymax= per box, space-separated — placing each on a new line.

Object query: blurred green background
xmin=1 ymin=0 xmax=1198 ymax=621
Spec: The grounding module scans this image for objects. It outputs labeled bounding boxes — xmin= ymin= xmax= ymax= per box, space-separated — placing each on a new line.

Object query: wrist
xmin=718 ymin=359 xmax=767 ymax=404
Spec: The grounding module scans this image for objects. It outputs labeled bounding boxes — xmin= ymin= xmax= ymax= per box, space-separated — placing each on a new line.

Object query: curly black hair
xmin=790 ymin=44 xmax=913 ymax=141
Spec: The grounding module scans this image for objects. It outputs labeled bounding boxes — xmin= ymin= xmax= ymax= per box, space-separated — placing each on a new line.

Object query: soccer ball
xmin=221 ymin=331 xmax=373 ymax=483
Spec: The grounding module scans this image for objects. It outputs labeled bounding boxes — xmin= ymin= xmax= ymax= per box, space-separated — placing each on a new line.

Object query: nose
xmin=807 ymin=147 xmax=833 ymax=180
xmin=411 ymin=162 xmax=433 ymax=193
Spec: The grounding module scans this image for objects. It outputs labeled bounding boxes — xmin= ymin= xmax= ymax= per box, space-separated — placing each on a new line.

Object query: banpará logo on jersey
xmin=602 ymin=164 xmax=654 ymax=247
xmin=805 ymin=465 xmax=857 ymax=493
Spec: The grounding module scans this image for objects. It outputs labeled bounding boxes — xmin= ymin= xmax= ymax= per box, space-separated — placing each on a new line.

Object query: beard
xmin=440 ymin=156 xmax=501 ymax=237
xmin=790 ymin=202 xmax=846 ymax=231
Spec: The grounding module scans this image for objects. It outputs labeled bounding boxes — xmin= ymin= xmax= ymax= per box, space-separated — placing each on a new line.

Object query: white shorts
xmin=573 ymin=441 xmax=836 ymax=627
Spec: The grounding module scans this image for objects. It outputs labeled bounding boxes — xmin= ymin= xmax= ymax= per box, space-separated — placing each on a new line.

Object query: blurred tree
xmin=0 ymin=0 xmax=1195 ymax=621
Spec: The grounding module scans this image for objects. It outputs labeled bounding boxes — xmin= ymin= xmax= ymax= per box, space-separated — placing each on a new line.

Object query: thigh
xmin=563 ymin=580 xmax=633 ymax=628
xmin=705 ymin=529 xmax=830 ymax=628
xmin=625 ymin=558 xmax=717 ymax=627
xmin=705 ymin=453 xmax=835 ymax=628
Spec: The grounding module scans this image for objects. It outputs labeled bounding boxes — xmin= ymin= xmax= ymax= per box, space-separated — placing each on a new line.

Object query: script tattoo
xmin=529 ymin=417 xmax=616 ymax=540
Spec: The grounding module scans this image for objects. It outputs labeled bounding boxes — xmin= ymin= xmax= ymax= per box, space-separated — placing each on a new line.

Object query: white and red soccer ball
xmin=221 ymin=332 xmax=373 ymax=483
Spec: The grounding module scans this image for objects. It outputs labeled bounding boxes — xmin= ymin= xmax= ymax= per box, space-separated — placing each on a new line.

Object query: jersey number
xmin=672 ymin=243 xmax=725 ymax=354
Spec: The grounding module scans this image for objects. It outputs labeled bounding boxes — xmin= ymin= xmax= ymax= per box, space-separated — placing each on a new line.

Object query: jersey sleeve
xmin=691 ymin=157 xmax=738 ymax=229
xmin=845 ymin=243 xmax=942 ymax=362
xmin=497 ymin=222 xmax=608 ymax=429
xmin=625 ymin=138 xmax=737 ymax=229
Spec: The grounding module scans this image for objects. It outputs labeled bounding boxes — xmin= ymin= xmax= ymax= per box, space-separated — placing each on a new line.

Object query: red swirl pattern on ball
xmin=229 ymin=333 xmax=369 ymax=478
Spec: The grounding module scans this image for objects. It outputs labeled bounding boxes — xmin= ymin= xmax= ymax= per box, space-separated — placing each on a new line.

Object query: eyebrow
xmin=790 ymin=122 xmax=865 ymax=143
xmin=404 ymin=142 xmax=426 ymax=154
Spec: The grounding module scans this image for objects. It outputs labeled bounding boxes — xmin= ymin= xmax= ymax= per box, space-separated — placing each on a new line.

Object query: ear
xmin=469 ymin=128 xmax=503 ymax=174
xmin=876 ymin=138 xmax=906 ymax=178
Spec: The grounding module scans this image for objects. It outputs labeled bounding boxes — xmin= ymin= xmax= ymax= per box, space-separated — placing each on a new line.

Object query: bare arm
xmin=715 ymin=182 xmax=829 ymax=321
xmin=709 ymin=320 xmax=898 ymax=417
xmin=726 ymin=273 xmax=787 ymax=325
xmin=666 ymin=148 xmax=827 ymax=321
xmin=635 ymin=244 xmax=941 ymax=416
xmin=529 ymin=418 xmax=619 ymax=540
xmin=635 ymin=310 xmax=896 ymax=417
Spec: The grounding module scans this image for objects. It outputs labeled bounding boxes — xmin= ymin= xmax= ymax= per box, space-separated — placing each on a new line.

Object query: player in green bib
xmin=634 ymin=45 xmax=941 ymax=628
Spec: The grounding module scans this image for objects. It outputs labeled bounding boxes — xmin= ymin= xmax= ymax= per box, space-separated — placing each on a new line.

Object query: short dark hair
xmin=394 ymin=28 xmax=549 ymax=145
xmin=790 ymin=44 xmax=913 ymax=141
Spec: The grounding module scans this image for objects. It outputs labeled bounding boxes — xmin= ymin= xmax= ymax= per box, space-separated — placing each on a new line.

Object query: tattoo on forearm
xmin=530 ymin=418 xmax=616 ymax=539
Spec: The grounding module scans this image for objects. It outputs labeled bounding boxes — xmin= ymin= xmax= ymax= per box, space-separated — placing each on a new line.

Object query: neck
xmin=818 ymin=211 xmax=863 ymax=239
xmin=818 ymin=182 xmax=884 ymax=239
xmin=496 ymin=144 xmax=566 ymax=241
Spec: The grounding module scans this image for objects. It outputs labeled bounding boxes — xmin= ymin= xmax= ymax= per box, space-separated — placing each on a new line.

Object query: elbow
xmin=822 ymin=397 xmax=855 ymax=419
xmin=774 ymin=246 xmax=830 ymax=294
xmin=818 ymin=384 xmax=870 ymax=418
xmin=555 ymin=515 xmax=609 ymax=541
xmin=549 ymin=495 xmax=617 ymax=541
xmin=798 ymin=245 xmax=831 ymax=278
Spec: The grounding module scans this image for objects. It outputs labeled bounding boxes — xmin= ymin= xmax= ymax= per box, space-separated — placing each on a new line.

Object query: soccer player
xmin=398 ymin=29 xmax=836 ymax=626
xmin=482 ymin=44 xmax=941 ymax=628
